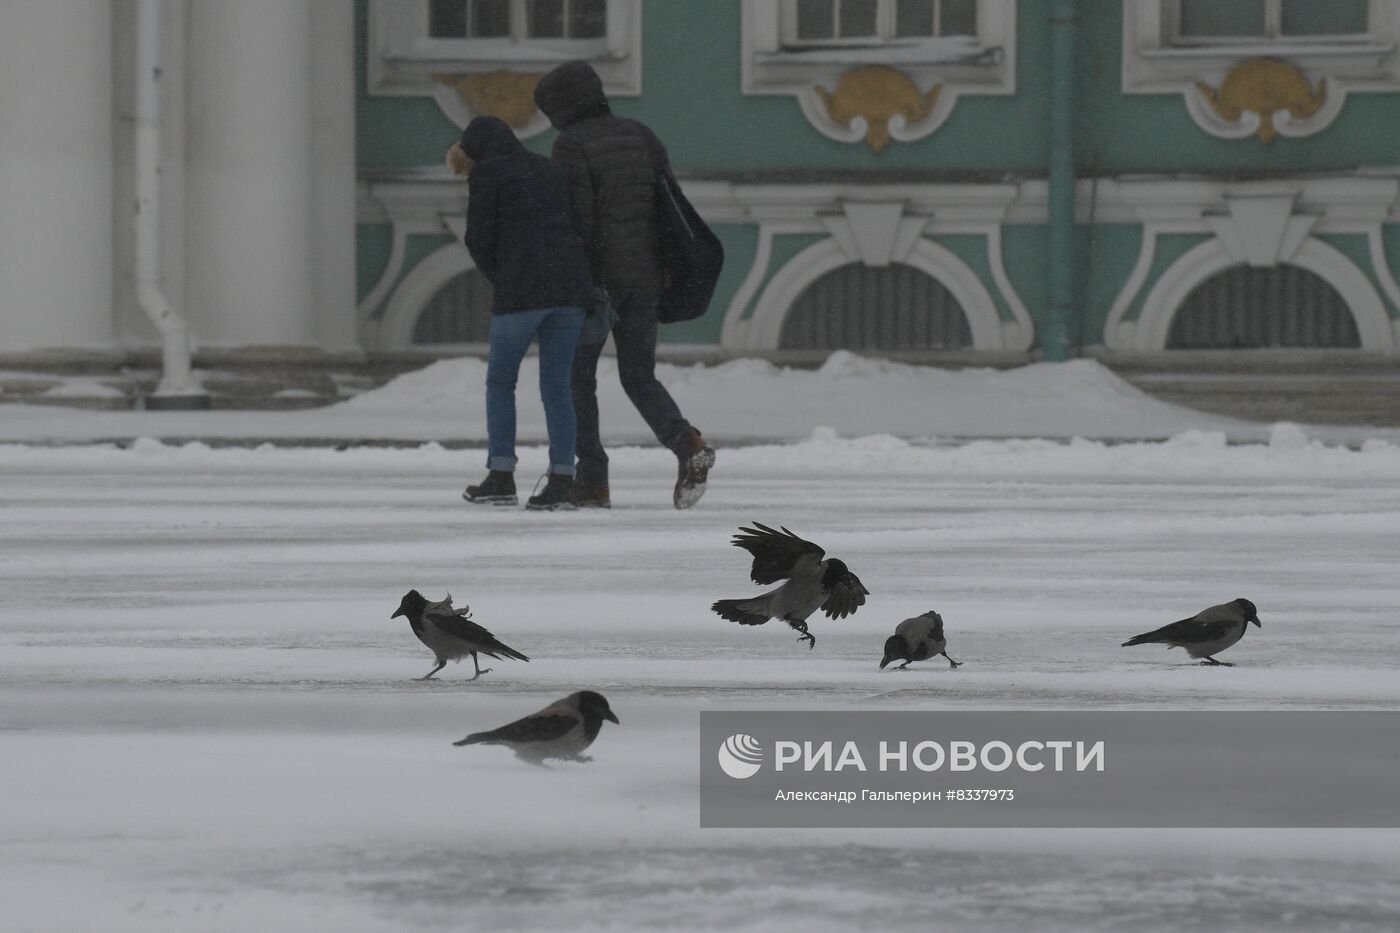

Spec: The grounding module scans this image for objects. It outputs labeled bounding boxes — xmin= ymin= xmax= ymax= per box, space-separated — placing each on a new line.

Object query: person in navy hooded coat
xmin=449 ymin=116 xmax=597 ymax=510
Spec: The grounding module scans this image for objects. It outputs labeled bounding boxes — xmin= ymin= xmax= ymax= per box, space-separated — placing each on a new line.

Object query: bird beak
xmin=1250 ymin=616 xmax=1261 ymax=628
xmin=390 ymin=609 xmax=404 ymax=619
xmin=879 ymin=657 xmax=892 ymax=670
xmin=604 ymin=710 xmax=619 ymax=724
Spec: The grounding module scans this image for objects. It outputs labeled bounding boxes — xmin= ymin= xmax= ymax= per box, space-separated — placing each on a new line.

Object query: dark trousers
xmin=572 ymin=294 xmax=694 ymax=486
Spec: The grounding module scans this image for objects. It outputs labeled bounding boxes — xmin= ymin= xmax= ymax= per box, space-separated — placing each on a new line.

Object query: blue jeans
xmin=486 ymin=306 xmax=586 ymax=475
xmin=572 ymin=294 xmax=695 ymax=486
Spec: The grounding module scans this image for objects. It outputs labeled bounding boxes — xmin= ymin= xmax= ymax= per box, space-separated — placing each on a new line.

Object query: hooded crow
xmin=880 ymin=610 xmax=962 ymax=670
xmin=711 ymin=523 xmax=870 ymax=649
xmin=391 ymin=589 xmax=529 ymax=680
xmin=1121 ymin=598 xmax=1261 ymax=666
xmin=453 ymin=691 xmax=619 ymax=765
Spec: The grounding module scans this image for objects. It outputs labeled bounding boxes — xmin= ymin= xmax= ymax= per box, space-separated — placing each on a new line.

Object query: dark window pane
xmin=781 ymin=264 xmax=972 ymax=351
xmin=570 ymin=0 xmax=607 ymax=38
xmin=1180 ymin=0 xmax=1265 ymax=36
xmin=1167 ymin=265 xmax=1360 ymax=349
xmin=797 ymin=0 xmax=834 ymax=39
xmin=469 ymin=0 xmax=510 ymax=38
xmin=429 ymin=0 xmax=467 ymax=38
xmin=838 ymin=0 xmax=878 ymax=37
xmin=1282 ymin=0 xmax=1368 ymax=35
xmin=529 ymin=0 xmax=564 ymax=37
xmin=895 ymin=0 xmax=934 ymax=37
xmin=939 ymin=0 xmax=977 ymax=36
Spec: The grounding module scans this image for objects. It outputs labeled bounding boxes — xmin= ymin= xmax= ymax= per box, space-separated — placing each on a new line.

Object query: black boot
xmin=463 ymin=470 xmax=517 ymax=506
xmin=671 ymin=429 xmax=715 ymax=510
xmin=526 ymin=473 xmax=577 ymax=511
xmin=574 ymin=482 xmax=611 ymax=509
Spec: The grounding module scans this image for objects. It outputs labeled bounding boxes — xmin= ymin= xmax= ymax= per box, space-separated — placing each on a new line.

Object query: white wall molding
xmin=741 ymin=0 xmax=1015 ymax=148
xmin=1130 ymin=236 xmax=1395 ymax=350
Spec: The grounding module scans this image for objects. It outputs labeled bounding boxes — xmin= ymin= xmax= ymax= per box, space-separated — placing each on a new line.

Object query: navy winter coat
xmin=534 ymin=61 xmax=671 ymax=302
xmin=458 ymin=116 xmax=596 ymax=315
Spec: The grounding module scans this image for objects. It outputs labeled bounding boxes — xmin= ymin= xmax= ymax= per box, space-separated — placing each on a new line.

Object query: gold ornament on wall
xmin=814 ymin=66 xmax=942 ymax=152
xmin=1196 ymin=58 xmax=1326 ymax=144
xmin=434 ymin=72 xmax=545 ymax=128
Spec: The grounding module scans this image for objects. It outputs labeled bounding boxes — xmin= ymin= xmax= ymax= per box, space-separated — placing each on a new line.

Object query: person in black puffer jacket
xmin=453 ymin=115 xmax=596 ymax=511
xmin=534 ymin=61 xmax=716 ymax=511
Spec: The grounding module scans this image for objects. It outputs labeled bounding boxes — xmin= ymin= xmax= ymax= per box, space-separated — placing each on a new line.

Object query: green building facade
xmin=355 ymin=0 xmax=1400 ymax=360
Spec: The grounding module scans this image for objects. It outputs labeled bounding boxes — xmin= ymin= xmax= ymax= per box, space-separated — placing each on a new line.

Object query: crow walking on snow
xmin=453 ymin=691 xmax=618 ymax=764
xmin=1121 ymin=598 xmax=1261 ymax=666
xmin=711 ymin=523 xmax=870 ymax=649
xmin=880 ymin=610 xmax=961 ymax=670
xmin=391 ymin=589 xmax=529 ymax=680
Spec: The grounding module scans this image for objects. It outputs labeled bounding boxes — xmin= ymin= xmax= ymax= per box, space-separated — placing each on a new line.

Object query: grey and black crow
xmin=391 ymin=589 xmax=529 ymax=680
xmin=880 ymin=610 xmax=961 ymax=670
xmin=1121 ymin=598 xmax=1261 ymax=666
xmin=711 ymin=523 xmax=870 ymax=649
xmin=453 ymin=691 xmax=619 ymax=765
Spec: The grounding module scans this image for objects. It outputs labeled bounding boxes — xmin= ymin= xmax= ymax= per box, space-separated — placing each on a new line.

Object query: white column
xmin=0 ymin=1 xmax=114 ymax=350
xmin=186 ymin=0 xmax=315 ymax=345
xmin=310 ymin=1 xmax=359 ymax=350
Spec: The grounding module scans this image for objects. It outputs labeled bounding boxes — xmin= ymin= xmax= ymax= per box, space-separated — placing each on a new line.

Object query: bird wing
xmin=732 ymin=523 xmax=825 ymax=584
xmin=895 ymin=613 xmax=939 ymax=643
xmin=475 ymin=712 xmax=579 ymax=745
xmin=820 ymin=565 xmax=870 ymax=620
xmin=1146 ymin=616 xmax=1238 ymax=645
xmin=422 ymin=606 xmax=529 ymax=661
xmin=1192 ymin=602 xmax=1244 ymax=624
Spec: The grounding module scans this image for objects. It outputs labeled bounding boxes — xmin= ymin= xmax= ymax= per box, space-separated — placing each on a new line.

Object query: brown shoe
xmin=672 ymin=430 xmax=715 ymax=510
xmin=574 ymin=482 xmax=611 ymax=509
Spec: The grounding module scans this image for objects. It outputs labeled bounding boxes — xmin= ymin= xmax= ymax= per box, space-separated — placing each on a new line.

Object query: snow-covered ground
xmin=4 ymin=417 xmax=1400 ymax=931
xmin=6 ymin=352 xmax=1400 ymax=446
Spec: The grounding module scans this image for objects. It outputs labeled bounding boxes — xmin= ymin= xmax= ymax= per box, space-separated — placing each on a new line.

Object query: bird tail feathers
xmin=453 ymin=732 xmax=492 ymax=746
xmin=477 ymin=639 xmax=530 ymax=662
xmin=712 ymin=598 xmax=770 ymax=626
xmin=1121 ymin=630 xmax=1166 ymax=647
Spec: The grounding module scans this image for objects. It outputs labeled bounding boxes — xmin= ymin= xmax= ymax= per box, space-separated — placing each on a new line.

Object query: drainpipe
xmin=1043 ymin=0 xmax=1077 ymax=362
xmin=135 ymin=0 xmax=207 ymax=408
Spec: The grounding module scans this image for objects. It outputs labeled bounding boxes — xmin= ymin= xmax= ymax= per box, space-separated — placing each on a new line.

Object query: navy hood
xmin=459 ymin=116 xmax=526 ymax=162
xmin=533 ymin=60 xmax=611 ymax=129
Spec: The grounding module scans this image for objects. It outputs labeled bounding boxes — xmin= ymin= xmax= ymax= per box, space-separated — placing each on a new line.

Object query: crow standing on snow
xmin=880 ymin=610 xmax=962 ymax=670
xmin=1121 ymin=598 xmax=1261 ymax=666
xmin=711 ymin=523 xmax=870 ymax=649
xmin=453 ymin=691 xmax=619 ymax=765
xmin=391 ymin=589 xmax=529 ymax=680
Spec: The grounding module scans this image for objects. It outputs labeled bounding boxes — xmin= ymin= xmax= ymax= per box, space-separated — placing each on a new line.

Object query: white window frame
xmin=1124 ymin=0 xmax=1400 ymax=95
xmin=367 ymin=0 xmax=641 ymax=99
xmin=743 ymin=0 xmax=1014 ymax=146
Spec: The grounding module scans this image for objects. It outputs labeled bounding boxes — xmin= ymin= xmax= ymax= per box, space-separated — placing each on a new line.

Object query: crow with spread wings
xmin=711 ymin=523 xmax=870 ymax=649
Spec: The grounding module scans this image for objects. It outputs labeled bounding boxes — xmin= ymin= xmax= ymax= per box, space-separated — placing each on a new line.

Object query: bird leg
xmin=1199 ymin=657 xmax=1233 ymax=667
xmin=893 ymin=661 xmax=911 ymax=670
xmin=942 ymin=652 xmax=962 ymax=669
xmin=420 ymin=658 xmax=447 ymax=680
xmin=467 ymin=653 xmax=493 ymax=682
xmin=787 ymin=619 xmax=816 ymax=650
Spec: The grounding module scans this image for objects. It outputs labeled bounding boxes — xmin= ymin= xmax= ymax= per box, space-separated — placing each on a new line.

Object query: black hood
xmin=533 ymin=60 xmax=611 ymax=129
xmin=459 ymin=115 xmax=526 ymax=162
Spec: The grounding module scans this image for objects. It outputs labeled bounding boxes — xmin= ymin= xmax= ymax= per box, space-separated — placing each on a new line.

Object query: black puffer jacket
xmin=459 ymin=115 xmax=595 ymax=315
xmin=534 ymin=61 xmax=670 ymax=302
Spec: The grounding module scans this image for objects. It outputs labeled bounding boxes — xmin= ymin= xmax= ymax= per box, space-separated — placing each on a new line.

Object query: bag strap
xmin=658 ymin=170 xmax=695 ymax=239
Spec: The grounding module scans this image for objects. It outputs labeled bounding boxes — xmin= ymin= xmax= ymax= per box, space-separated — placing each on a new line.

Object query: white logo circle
xmin=717 ymin=733 xmax=763 ymax=780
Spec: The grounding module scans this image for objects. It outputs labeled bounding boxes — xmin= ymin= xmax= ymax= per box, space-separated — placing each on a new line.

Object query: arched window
xmin=779 ymin=262 xmax=973 ymax=350
xmin=412 ymin=269 xmax=495 ymax=345
xmin=1167 ymin=264 xmax=1360 ymax=349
